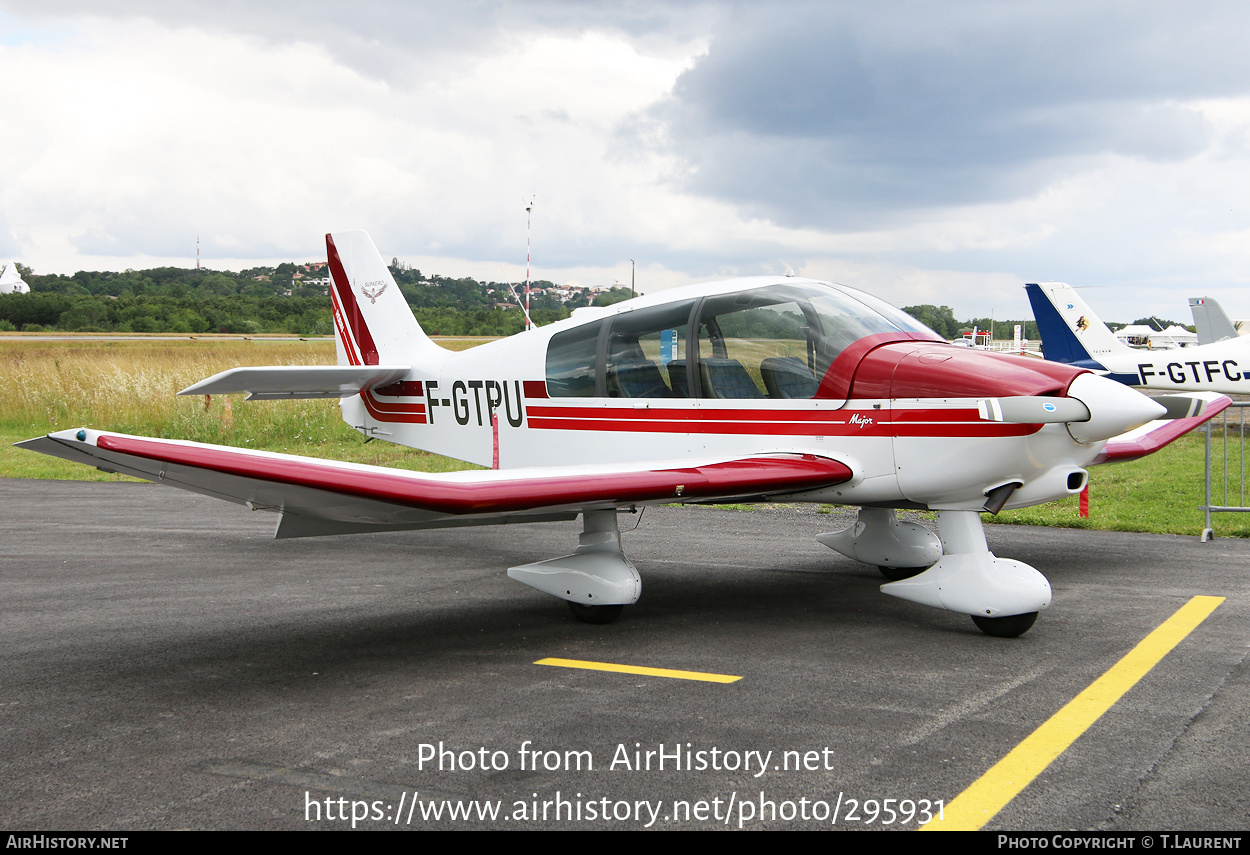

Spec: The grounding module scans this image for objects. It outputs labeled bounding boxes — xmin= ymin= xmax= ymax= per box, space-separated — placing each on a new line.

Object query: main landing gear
xmin=819 ymin=508 xmax=1050 ymax=637
xmin=507 ymin=509 xmax=639 ymax=625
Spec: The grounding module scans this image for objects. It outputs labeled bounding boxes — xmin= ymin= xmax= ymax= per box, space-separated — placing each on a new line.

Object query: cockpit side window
xmin=545 ymin=302 xmax=697 ymax=398
xmin=604 ymin=301 xmax=696 ymax=398
xmin=546 ymin=320 xmax=605 ymax=397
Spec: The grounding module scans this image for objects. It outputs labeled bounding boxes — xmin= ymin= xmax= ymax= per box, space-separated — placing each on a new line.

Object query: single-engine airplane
xmin=20 ymin=233 xmax=1228 ymax=637
xmin=1027 ymin=280 xmax=1250 ymax=395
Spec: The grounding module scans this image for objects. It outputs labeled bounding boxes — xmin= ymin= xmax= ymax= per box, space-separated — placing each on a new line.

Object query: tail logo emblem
xmin=359 ymin=280 xmax=388 ymax=304
xmin=1075 ymin=315 xmax=1089 ymax=332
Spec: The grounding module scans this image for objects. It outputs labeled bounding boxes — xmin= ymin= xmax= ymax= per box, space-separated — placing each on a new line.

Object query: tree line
xmin=0 ymin=261 xmax=1090 ymax=339
xmin=0 ymin=263 xmax=632 ymax=335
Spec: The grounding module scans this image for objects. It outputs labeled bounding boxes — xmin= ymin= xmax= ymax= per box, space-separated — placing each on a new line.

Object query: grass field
xmin=3 ymin=336 xmax=1245 ymax=538
xmin=0 ymin=337 xmax=485 ymax=479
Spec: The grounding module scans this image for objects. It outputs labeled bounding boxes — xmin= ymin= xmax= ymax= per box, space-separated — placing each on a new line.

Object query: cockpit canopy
xmin=545 ymin=281 xmax=938 ymax=400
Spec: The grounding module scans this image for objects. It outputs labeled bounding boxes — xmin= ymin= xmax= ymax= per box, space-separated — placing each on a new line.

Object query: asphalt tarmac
xmin=2 ymin=479 xmax=1247 ymax=831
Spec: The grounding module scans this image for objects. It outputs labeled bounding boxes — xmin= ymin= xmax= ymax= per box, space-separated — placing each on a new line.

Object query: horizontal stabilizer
xmin=178 ymin=365 xmax=411 ymax=400
xmin=17 ymin=430 xmax=853 ymax=537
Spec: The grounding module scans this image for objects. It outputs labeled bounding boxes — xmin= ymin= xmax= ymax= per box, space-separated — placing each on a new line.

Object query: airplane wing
xmin=1092 ymin=392 xmax=1230 ymax=464
xmin=178 ymin=365 xmax=411 ymax=400
xmin=17 ymin=429 xmax=853 ymax=538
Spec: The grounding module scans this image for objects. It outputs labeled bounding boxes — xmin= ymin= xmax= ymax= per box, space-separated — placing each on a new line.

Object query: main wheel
xmin=971 ymin=612 xmax=1038 ymax=638
xmin=878 ymin=565 xmax=926 ymax=581
xmin=567 ymin=602 xmax=624 ymax=625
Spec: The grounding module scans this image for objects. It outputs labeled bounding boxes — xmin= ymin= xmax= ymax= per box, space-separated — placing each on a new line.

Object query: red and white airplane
xmin=20 ymin=231 xmax=1228 ymax=637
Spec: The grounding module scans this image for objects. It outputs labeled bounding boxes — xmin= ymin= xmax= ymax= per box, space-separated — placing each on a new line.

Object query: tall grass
xmin=0 ymin=338 xmax=479 ymax=478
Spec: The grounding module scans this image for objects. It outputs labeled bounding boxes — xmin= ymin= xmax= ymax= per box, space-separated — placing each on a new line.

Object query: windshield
xmin=545 ymin=281 xmax=937 ymax=399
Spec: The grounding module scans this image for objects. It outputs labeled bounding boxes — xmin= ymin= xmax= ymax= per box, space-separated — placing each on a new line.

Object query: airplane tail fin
xmin=1025 ymin=281 xmax=1127 ymax=367
xmin=1189 ymin=297 xmax=1238 ymax=345
xmin=326 ymin=230 xmax=447 ymax=367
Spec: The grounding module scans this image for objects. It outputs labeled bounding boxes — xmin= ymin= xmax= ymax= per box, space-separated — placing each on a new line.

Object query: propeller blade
xmin=977 ymin=396 xmax=1091 ymax=424
xmin=979 ymin=374 xmax=1170 ymax=444
xmin=1149 ymin=395 xmax=1208 ymax=420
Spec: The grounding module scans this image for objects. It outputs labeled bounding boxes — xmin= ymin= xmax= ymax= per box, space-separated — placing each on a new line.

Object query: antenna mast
xmin=524 ymin=196 xmax=535 ymax=331
xmin=196 ymin=234 xmax=201 ymax=271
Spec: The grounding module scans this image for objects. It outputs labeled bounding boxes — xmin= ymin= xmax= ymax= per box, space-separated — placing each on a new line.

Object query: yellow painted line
xmin=923 ymin=595 xmax=1224 ymax=831
xmin=535 ymin=657 xmax=742 ymax=683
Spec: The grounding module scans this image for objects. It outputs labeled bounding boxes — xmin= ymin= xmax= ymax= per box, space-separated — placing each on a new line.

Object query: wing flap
xmin=178 ymin=365 xmax=411 ymax=399
xmin=18 ymin=430 xmax=854 ymax=535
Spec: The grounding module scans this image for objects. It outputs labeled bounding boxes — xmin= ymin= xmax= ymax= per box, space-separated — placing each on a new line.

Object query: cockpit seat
xmin=608 ymin=360 xmax=675 ymax=398
xmin=761 ymin=356 xmax=818 ymax=399
xmin=700 ymin=357 xmax=764 ymax=399
xmin=666 ymin=360 xmax=689 ymax=397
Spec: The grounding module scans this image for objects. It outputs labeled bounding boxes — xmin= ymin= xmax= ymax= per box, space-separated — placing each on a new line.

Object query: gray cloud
xmin=647 ymin=1 xmax=1249 ymax=228
xmin=1 ymin=0 xmax=713 ymax=82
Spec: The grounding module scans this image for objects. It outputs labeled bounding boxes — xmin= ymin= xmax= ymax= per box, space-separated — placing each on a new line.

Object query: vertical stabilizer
xmin=326 ymin=231 xmax=447 ymax=368
xmin=1025 ymin=282 xmax=1127 ymax=367
xmin=1189 ymin=297 xmax=1239 ymax=345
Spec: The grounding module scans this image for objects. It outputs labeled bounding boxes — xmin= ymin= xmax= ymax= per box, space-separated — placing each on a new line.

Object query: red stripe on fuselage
xmin=528 ymin=405 xmax=849 ymax=422
xmin=525 ymin=415 xmax=1033 ymax=438
xmin=359 ymin=390 xmax=427 ymax=423
xmin=523 ymin=403 xmax=1036 ymax=438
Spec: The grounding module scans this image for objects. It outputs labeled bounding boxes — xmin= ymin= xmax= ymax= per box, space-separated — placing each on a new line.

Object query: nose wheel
xmin=878 ymin=565 xmax=925 ymax=581
xmin=567 ymin=602 xmax=624 ymax=624
xmin=971 ymin=611 xmax=1038 ymax=638
xmin=879 ymin=511 xmax=1052 ymax=638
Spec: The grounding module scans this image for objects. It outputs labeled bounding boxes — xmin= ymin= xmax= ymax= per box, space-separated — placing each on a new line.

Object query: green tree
xmin=59 ymin=300 xmax=111 ymax=331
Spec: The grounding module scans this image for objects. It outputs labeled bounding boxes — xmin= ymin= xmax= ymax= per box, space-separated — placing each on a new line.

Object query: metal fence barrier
xmin=1202 ymin=401 xmax=1250 ymax=542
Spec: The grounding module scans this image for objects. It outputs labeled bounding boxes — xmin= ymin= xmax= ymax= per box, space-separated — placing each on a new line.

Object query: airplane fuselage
xmin=337 ymin=277 xmax=1098 ymax=514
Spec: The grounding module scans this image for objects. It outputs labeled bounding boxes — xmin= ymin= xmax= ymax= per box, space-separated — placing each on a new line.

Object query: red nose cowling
xmin=816 ymin=334 xmax=1086 ymax=400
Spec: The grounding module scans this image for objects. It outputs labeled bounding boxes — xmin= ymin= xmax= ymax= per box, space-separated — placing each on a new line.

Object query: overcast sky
xmin=3 ymin=1 xmax=1250 ymax=321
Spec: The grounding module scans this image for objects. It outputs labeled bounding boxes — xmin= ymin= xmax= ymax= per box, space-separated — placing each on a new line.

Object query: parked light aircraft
xmin=20 ymin=233 xmax=1227 ymax=637
xmin=1027 ymin=281 xmax=1250 ymax=395
xmin=1189 ymin=296 xmax=1243 ymax=346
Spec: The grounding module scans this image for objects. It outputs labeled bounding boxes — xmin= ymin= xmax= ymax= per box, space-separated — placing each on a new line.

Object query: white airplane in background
xmin=1189 ymin=296 xmax=1244 ymax=346
xmin=1027 ymin=281 xmax=1250 ymax=395
xmin=21 ymin=232 xmax=1227 ymax=638
xmin=0 ymin=260 xmax=29 ymax=294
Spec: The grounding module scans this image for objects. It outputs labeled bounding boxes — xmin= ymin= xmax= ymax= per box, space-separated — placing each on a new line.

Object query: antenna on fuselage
xmin=522 ymin=196 xmax=536 ymax=330
xmin=504 ymin=199 xmax=536 ymax=330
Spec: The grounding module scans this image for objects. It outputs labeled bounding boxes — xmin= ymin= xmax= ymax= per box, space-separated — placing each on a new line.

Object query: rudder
xmin=326 ymin=230 xmax=447 ymax=367
xmin=1025 ymin=281 xmax=1125 ymax=368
